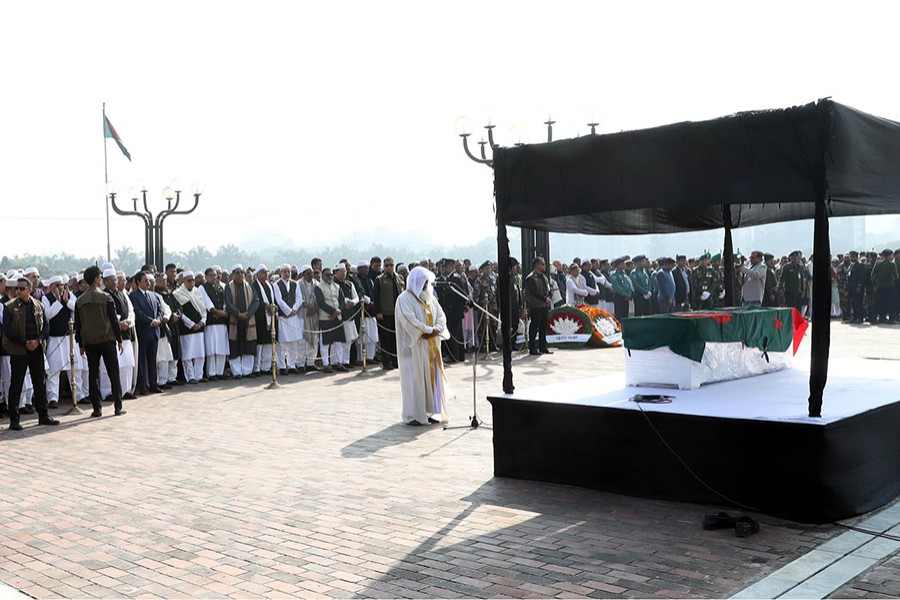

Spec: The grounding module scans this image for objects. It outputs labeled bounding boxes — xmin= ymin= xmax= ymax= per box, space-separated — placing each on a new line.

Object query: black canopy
xmin=490 ymin=98 xmax=900 ymax=416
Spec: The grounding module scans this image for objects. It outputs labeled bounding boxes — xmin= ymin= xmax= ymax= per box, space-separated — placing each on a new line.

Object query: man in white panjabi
xmin=41 ymin=275 xmax=86 ymax=407
xmin=173 ymin=271 xmax=207 ymax=383
xmin=274 ymin=265 xmax=303 ymax=374
xmin=396 ymin=266 xmax=451 ymax=426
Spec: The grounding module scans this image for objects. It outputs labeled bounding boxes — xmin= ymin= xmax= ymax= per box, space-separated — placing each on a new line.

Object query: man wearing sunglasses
xmin=2 ymin=277 xmax=59 ymax=431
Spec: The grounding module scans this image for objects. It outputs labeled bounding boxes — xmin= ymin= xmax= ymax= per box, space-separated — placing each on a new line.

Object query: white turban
xmin=45 ymin=275 xmax=62 ymax=286
xmin=406 ymin=266 xmax=435 ymax=300
xmin=357 ymin=260 xmax=368 ymax=268
xmin=231 ymin=264 xmax=244 ymax=273
xmin=333 ymin=264 xmax=346 ymax=272
xmin=102 ymin=268 xmax=116 ymax=279
xmin=182 ymin=270 xmax=195 ymax=279
xmin=299 ymin=265 xmax=312 ymax=274
xmin=100 ymin=262 xmax=114 ymax=271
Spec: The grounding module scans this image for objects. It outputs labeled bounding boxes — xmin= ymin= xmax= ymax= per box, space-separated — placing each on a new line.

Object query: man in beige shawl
xmin=224 ymin=264 xmax=259 ymax=379
xmin=396 ymin=266 xmax=451 ymax=426
xmin=173 ymin=270 xmax=208 ymax=383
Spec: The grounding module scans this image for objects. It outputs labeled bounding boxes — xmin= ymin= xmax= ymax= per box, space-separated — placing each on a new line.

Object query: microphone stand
xmin=435 ymin=281 xmax=500 ymax=431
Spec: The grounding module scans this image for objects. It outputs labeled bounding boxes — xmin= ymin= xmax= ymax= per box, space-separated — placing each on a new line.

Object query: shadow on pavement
xmin=341 ymin=422 xmax=435 ymax=458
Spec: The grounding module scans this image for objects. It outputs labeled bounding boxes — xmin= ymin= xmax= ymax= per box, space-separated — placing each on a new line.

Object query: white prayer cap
xmin=182 ymin=270 xmax=195 ymax=279
xmin=333 ymin=264 xmax=346 ymax=271
xmin=256 ymin=263 xmax=268 ymax=272
xmin=406 ymin=266 xmax=435 ymax=299
xmin=69 ymin=271 xmax=79 ymax=278
xmin=278 ymin=263 xmax=290 ymax=271
xmin=45 ymin=275 xmax=62 ymax=286
xmin=24 ymin=266 xmax=39 ymax=276
xmin=116 ymin=270 xmax=125 ymax=277
xmin=357 ymin=260 xmax=368 ymax=268
xmin=100 ymin=262 xmax=114 ymax=271
xmin=212 ymin=265 xmax=222 ymax=272
xmin=231 ymin=263 xmax=244 ymax=273
xmin=468 ymin=264 xmax=478 ymax=272
xmin=350 ymin=265 xmax=357 ymax=274
xmin=5 ymin=270 xmax=17 ymax=279
xmin=61 ymin=274 xmax=70 ymax=285
xmin=77 ymin=273 xmax=85 ymax=283
xmin=102 ymin=268 xmax=117 ymax=279
xmin=299 ymin=265 xmax=312 ymax=273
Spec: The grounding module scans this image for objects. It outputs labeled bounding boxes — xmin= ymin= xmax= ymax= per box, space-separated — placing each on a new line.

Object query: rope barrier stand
xmin=265 ymin=305 xmax=281 ymax=389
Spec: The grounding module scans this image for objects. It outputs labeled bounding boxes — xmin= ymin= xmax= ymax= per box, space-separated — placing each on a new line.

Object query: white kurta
xmin=199 ymin=286 xmax=230 ymax=355
xmin=395 ymin=290 xmax=451 ymax=425
xmin=341 ymin=280 xmax=359 ymax=343
xmin=274 ymin=280 xmax=304 ymax=343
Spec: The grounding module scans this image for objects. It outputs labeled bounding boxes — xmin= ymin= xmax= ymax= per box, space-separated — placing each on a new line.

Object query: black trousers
xmin=136 ymin=335 xmax=159 ymax=393
xmin=85 ymin=341 xmax=123 ymax=412
xmin=850 ymin=287 xmax=865 ymax=321
xmin=613 ymin=295 xmax=630 ymax=320
xmin=8 ymin=348 xmax=49 ymax=423
xmin=784 ymin=291 xmax=804 ymax=313
xmin=633 ymin=295 xmax=651 ymax=317
xmin=875 ymin=287 xmax=895 ymax=323
xmin=379 ymin=315 xmax=398 ymax=368
xmin=444 ymin=310 xmax=465 ymax=362
xmin=528 ymin=307 xmax=549 ymax=351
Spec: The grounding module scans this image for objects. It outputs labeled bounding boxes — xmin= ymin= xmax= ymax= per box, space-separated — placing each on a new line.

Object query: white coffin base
xmin=624 ymin=342 xmax=792 ymax=390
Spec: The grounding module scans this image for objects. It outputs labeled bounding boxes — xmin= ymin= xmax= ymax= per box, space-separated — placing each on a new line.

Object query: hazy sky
xmin=2 ymin=1 xmax=899 ymax=260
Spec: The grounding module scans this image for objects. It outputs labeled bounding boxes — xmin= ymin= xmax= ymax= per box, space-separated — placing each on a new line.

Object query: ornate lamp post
xmin=455 ymin=116 xmax=573 ymax=265
xmin=108 ymin=182 xmax=203 ymax=270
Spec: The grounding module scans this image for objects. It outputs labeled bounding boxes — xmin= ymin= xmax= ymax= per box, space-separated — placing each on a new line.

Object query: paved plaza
xmin=1 ymin=321 xmax=898 ymax=599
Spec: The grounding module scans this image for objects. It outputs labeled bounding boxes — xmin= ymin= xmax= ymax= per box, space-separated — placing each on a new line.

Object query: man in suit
xmin=129 ymin=271 xmax=163 ymax=396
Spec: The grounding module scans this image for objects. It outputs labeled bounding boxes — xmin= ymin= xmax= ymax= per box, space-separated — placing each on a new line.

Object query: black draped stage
xmin=484 ymin=99 xmax=900 ymax=522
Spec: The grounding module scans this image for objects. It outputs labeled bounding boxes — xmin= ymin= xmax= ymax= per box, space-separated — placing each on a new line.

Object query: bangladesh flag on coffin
xmin=621 ymin=307 xmax=808 ymax=363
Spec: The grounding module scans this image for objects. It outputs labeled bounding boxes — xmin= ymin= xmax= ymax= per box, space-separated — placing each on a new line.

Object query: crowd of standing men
xmin=4 ymin=247 xmax=897 ymax=430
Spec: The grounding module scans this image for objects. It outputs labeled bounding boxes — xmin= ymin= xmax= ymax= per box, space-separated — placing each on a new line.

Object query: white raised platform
xmin=500 ymin=358 xmax=900 ymax=425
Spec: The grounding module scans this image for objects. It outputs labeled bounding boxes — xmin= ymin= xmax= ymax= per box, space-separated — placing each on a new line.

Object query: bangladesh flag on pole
xmin=103 ymin=115 xmax=131 ymax=162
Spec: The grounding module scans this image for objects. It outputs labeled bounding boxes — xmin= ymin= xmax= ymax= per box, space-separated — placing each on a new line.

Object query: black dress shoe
xmin=123 ymin=393 xmax=138 ymax=400
xmin=8 ymin=422 xmax=24 ymax=431
xmin=38 ymin=416 xmax=60 ymax=426
xmin=529 ymin=349 xmax=541 ymax=356
xmin=322 ymin=366 xmax=334 ymax=374
xmin=149 ymin=388 xmax=163 ymax=394
xmin=335 ymin=364 xmax=349 ymax=372
xmin=540 ymin=349 xmax=554 ymax=355
xmin=160 ymin=384 xmax=172 ymax=390
xmin=199 ymin=377 xmax=209 ymax=383
xmin=19 ymin=405 xmax=36 ymax=415
xmin=48 ymin=401 xmax=59 ymax=409
xmin=406 ymin=420 xmax=424 ymax=426
xmin=78 ymin=398 xmax=93 ymax=405
xmin=90 ymin=410 xmax=102 ymax=418
xmin=115 ymin=409 xmax=127 ymax=416
xmin=172 ymin=380 xmax=186 ymax=386
xmin=207 ymin=375 xmax=218 ymax=382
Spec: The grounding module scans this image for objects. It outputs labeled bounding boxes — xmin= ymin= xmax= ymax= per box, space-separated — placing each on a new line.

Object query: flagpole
xmin=103 ymin=102 xmax=111 ymax=262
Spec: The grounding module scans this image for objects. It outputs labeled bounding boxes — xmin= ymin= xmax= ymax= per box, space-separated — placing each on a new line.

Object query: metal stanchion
xmin=265 ymin=305 xmax=280 ymax=389
xmin=357 ymin=302 xmax=374 ymax=377
xmin=63 ymin=321 xmax=83 ymax=415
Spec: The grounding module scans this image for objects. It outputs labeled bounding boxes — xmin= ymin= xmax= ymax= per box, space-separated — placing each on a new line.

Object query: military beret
xmin=882 ymin=248 xmax=894 ymax=256
xmin=699 ymin=252 xmax=711 ymax=260
xmin=710 ymin=253 xmax=722 ymax=262
xmin=633 ymin=255 xmax=646 ymax=262
xmin=480 ymin=260 xmax=492 ymax=269
xmin=611 ymin=257 xmax=625 ymax=265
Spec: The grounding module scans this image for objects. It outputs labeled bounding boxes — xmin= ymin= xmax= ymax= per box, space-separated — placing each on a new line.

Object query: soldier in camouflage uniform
xmin=836 ymin=253 xmax=852 ymax=321
xmin=473 ymin=260 xmax=499 ymax=351
xmin=690 ymin=252 xmax=721 ymax=310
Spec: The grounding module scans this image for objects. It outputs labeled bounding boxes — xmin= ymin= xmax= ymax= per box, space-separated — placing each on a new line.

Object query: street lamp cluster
xmin=108 ymin=181 xmax=203 ymax=270
xmin=454 ymin=115 xmax=601 ymax=265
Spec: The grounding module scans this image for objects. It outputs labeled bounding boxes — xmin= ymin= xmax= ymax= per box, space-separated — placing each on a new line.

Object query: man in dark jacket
xmin=523 ymin=257 xmax=553 ymax=356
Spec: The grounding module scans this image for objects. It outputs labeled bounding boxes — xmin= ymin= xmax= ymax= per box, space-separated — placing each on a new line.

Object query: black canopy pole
xmin=497 ymin=210 xmax=514 ymax=394
xmin=808 ymin=198 xmax=831 ymax=417
xmin=722 ymin=204 xmax=735 ymax=306
xmin=808 ymin=99 xmax=832 ymax=418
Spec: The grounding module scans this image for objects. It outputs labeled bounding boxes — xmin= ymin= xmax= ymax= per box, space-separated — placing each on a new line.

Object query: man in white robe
xmin=396 ymin=266 xmax=451 ymax=426
xmin=199 ymin=267 xmax=229 ymax=380
xmin=173 ymin=271 xmax=207 ymax=383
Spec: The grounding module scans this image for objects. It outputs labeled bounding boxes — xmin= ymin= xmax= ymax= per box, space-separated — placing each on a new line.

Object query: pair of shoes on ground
xmin=702 ymin=512 xmax=760 ymax=537
xmin=90 ymin=409 xmax=126 ymax=418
